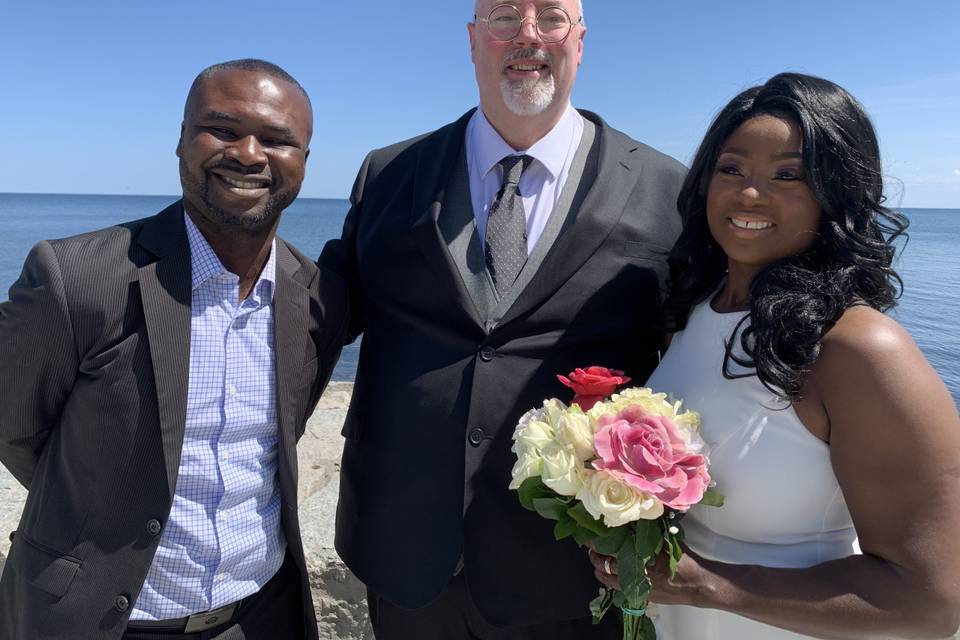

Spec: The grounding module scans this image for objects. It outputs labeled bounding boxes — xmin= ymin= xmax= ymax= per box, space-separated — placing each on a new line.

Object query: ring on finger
xmin=603 ymin=557 xmax=612 ymax=574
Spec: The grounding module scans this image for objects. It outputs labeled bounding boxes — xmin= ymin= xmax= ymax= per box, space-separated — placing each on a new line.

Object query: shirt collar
xmin=183 ymin=210 xmax=277 ymax=304
xmin=472 ymin=102 xmax=581 ymax=181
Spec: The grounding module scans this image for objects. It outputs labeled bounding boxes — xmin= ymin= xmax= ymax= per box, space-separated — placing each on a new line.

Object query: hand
xmin=587 ymin=545 xmax=620 ymax=591
xmin=588 ymin=541 xmax=712 ymax=607
xmin=647 ymin=544 xmax=710 ymax=607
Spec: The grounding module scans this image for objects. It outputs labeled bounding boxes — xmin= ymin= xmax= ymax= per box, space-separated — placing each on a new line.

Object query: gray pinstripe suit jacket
xmin=0 ymin=201 xmax=348 ymax=640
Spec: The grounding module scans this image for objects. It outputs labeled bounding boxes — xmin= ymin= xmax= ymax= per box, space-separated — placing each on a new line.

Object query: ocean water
xmin=1 ymin=194 xmax=958 ymax=407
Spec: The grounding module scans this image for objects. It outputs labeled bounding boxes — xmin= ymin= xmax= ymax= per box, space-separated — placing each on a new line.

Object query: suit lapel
xmin=137 ymin=202 xmax=193 ymax=499
xmin=498 ymin=112 xmax=643 ymax=327
xmin=273 ymin=240 xmax=309 ymax=495
xmin=409 ymin=110 xmax=486 ymax=330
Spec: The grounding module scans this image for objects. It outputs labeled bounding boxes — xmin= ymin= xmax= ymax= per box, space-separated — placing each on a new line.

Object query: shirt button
xmin=468 ymin=428 xmax=485 ymax=447
xmin=227 ymin=385 xmax=238 ymax=397
xmin=146 ymin=519 xmax=162 ymax=536
xmin=114 ymin=595 xmax=130 ymax=612
xmin=479 ymin=346 xmax=496 ymax=362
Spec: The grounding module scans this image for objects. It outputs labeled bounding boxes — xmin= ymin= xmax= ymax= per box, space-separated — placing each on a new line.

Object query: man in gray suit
xmin=0 ymin=59 xmax=347 ymax=639
xmin=320 ymin=1 xmax=686 ymax=638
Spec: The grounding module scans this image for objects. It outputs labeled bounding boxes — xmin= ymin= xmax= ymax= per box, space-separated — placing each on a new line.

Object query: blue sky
xmin=1 ymin=0 xmax=958 ymax=208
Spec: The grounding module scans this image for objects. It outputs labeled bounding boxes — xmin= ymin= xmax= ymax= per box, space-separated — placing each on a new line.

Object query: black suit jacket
xmin=322 ymin=110 xmax=685 ymax=627
xmin=0 ymin=202 xmax=349 ymax=639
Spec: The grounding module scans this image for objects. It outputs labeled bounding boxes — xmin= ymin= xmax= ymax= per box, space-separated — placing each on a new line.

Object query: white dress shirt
xmin=465 ymin=103 xmax=585 ymax=255
xmin=130 ymin=213 xmax=285 ymax=620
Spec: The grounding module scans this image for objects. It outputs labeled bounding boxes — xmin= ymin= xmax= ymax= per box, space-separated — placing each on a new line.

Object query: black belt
xmin=126 ymin=591 xmax=257 ymax=633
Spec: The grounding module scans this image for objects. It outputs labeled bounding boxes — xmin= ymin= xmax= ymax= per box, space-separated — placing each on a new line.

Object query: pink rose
xmin=593 ymin=406 xmax=710 ymax=511
xmin=557 ymin=366 xmax=632 ymax=411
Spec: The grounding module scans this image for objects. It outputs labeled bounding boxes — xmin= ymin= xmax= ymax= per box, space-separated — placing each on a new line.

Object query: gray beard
xmin=500 ymin=74 xmax=556 ymax=116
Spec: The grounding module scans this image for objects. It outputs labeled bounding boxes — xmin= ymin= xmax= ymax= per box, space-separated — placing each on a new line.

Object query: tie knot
xmin=499 ymin=154 xmax=533 ymax=187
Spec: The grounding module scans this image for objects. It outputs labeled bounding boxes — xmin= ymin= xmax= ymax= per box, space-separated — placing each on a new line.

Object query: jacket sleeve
xmin=0 ymin=241 xmax=78 ymax=488
xmin=318 ymin=151 xmax=374 ymax=344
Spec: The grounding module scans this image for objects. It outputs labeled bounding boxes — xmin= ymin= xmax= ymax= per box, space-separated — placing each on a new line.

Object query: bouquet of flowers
xmin=510 ymin=366 xmax=722 ymax=640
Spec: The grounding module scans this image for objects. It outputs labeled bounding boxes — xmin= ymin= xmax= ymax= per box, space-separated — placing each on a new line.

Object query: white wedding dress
xmin=645 ymin=300 xmax=859 ymax=639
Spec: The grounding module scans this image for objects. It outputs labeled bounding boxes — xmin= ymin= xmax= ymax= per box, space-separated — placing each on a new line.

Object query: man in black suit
xmin=321 ymin=1 xmax=686 ymax=638
xmin=0 ymin=59 xmax=347 ymax=639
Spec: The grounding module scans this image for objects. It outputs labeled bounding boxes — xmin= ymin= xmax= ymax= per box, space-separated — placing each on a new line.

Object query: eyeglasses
xmin=475 ymin=4 xmax=582 ymax=44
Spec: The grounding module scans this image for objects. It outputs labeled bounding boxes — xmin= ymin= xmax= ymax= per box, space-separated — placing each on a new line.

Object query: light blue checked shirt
xmin=130 ymin=213 xmax=286 ymax=620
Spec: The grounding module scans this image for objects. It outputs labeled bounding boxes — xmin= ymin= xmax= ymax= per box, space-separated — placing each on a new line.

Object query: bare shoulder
xmin=812 ymin=304 xmax=957 ymax=439
xmin=816 ymin=305 xmax=918 ymax=374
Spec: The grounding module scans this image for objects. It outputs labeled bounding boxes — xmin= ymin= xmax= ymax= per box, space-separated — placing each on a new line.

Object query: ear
xmin=176 ymin=122 xmax=186 ymax=157
xmin=468 ymin=21 xmax=477 ymax=62
xmin=576 ymin=25 xmax=586 ymax=66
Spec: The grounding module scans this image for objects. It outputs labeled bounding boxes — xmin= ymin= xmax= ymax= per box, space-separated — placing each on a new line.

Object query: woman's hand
xmin=588 ymin=543 xmax=716 ymax=608
xmin=587 ymin=545 xmax=620 ymax=591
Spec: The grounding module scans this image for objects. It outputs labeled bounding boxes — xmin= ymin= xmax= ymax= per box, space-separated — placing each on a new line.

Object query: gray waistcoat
xmin=438 ymin=118 xmax=599 ymax=330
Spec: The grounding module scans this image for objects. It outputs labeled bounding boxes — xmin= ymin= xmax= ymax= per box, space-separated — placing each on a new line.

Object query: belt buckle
xmin=183 ymin=602 xmax=238 ymax=633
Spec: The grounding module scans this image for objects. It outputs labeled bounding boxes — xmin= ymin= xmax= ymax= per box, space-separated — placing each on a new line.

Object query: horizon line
xmin=0 ymin=191 xmax=956 ymax=211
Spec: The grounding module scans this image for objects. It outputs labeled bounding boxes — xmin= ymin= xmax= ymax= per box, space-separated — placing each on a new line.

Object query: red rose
xmin=557 ymin=366 xmax=632 ymax=411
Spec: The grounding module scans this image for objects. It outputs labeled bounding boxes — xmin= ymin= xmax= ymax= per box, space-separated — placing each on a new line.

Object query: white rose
xmin=540 ymin=442 xmax=584 ymax=497
xmin=513 ymin=418 xmax=555 ymax=456
xmin=509 ymin=449 xmax=543 ymax=490
xmin=554 ymin=411 xmax=595 ymax=462
xmin=541 ymin=398 xmax=568 ymax=427
xmin=576 ymin=470 xmax=664 ymax=527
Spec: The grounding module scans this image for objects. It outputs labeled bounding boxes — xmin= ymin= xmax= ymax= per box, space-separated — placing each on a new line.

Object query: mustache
xmin=502 ymin=47 xmax=552 ymax=66
xmin=210 ymin=160 xmax=272 ymax=179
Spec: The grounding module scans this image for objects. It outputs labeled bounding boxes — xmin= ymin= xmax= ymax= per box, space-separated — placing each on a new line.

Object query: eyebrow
xmin=720 ymin=147 xmax=803 ymax=160
xmin=198 ymin=110 xmax=241 ymax=123
xmin=264 ymin=124 xmax=294 ymax=137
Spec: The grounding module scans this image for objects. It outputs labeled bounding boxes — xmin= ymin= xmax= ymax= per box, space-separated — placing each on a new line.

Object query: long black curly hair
xmin=662 ymin=73 xmax=909 ymax=401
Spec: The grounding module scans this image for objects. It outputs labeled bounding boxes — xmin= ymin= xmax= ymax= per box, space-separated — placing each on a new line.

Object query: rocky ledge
xmin=0 ymin=382 xmax=373 ymax=640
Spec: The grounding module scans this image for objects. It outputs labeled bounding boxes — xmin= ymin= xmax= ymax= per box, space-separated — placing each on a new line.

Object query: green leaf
xmin=572 ymin=524 xmax=597 ymax=547
xmin=532 ymin=497 xmax=570 ymax=521
xmin=591 ymin=525 xmax=630 ymax=556
xmin=699 ymin=488 xmax=725 ymax=507
xmin=617 ymin=537 xmax=651 ymax=609
xmin=567 ymin=502 xmax=611 ymax=536
xmin=517 ymin=476 xmax=554 ymax=511
xmin=634 ymin=519 xmax=664 ymax=559
xmin=612 ymin=590 xmax=626 ymax=608
xmin=639 ymin=613 xmax=658 ymax=640
xmin=589 ymin=588 xmax=615 ymax=624
xmin=553 ymin=517 xmax=577 ymax=541
xmin=665 ymin=531 xmax=684 ymax=578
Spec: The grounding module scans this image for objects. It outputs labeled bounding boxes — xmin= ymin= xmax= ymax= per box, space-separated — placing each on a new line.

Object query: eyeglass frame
xmin=474 ymin=4 xmax=584 ymax=44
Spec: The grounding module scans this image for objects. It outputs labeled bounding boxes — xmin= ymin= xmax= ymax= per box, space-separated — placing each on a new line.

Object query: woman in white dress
xmin=588 ymin=73 xmax=960 ymax=639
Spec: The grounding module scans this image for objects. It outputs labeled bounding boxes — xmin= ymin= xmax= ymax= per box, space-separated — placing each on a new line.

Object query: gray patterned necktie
xmin=485 ymin=154 xmax=533 ymax=296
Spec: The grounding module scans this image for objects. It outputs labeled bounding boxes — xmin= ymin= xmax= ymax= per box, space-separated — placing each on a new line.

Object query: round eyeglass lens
xmin=487 ymin=5 xmax=524 ymax=40
xmin=536 ymin=7 xmax=572 ymax=42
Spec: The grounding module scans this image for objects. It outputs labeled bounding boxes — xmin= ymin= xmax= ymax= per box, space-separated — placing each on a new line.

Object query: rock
xmin=297 ymin=382 xmax=374 ymax=639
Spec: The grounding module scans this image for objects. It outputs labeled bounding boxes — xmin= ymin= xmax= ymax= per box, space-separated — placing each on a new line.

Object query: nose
xmin=514 ymin=15 xmax=542 ymax=45
xmin=737 ymin=177 xmax=766 ymax=205
xmin=225 ymin=134 xmax=267 ymax=166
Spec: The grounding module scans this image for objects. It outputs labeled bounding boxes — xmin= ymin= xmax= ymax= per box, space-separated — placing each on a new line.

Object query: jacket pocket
xmin=17 ymin=533 xmax=81 ymax=598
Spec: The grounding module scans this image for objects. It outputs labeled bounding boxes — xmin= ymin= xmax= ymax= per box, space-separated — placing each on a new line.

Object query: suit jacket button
xmin=114 ymin=595 xmax=130 ymax=612
xmin=468 ymin=428 xmax=485 ymax=447
xmin=147 ymin=519 xmax=162 ymax=536
xmin=479 ymin=346 xmax=496 ymax=362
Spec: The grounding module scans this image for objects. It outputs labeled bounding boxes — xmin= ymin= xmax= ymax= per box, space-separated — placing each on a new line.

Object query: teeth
xmin=220 ymin=175 xmax=268 ymax=190
xmin=730 ymin=218 xmax=774 ymax=230
xmin=510 ymin=64 xmax=545 ymax=71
